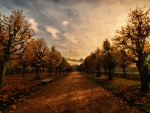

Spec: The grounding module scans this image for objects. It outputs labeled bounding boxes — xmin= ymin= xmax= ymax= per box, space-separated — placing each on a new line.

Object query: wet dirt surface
xmin=3 ymin=71 xmax=142 ymax=113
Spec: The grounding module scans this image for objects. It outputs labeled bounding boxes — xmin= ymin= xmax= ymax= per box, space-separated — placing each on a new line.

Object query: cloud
xmin=61 ymin=21 xmax=69 ymax=26
xmin=61 ymin=48 xmax=70 ymax=53
xmin=1 ymin=0 xmax=150 ymax=60
xmin=64 ymin=33 xmax=77 ymax=44
xmin=67 ymin=60 xmax=82 ymax=65
xmin=28 ymin=19 xmax=38 ymax=32
xmin=46 ymin=26 xmax=59 ymax=38
xmin=71 ymin=49 xmax=83 ymax=53
xmin=58 ymin=43 xmax=68 ymax=47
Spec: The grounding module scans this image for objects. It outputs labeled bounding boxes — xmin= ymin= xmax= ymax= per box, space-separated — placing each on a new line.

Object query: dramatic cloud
xmin=0 ymin=0 xmax=149 ymax=61
xmin=46 ymin=26 xmax=59 ymax=38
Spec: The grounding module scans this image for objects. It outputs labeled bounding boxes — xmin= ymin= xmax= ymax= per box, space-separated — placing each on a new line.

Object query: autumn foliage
xmin=112 ymin=6 xmax=150 ymax=92
xmin=0 ymin=6 xmax=150 ymax=112
xmin=80 ymin=6 xmax=150 ymax=92
xmin=0 ymin=10 xmax=35 ymax=89
xmin=0 ymin=10 xmax=71 ymax=90
xmin=0 ymin=9 xmax=71 ymax=111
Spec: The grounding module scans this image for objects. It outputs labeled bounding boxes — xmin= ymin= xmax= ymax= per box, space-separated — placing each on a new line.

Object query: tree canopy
xmin=0 ymin=10 xmax=35 ymax=89
xmin=112 ymin=6 xmax=150 ymax=92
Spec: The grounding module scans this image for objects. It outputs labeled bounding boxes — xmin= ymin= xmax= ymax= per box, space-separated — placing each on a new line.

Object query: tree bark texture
xmin=0 ymin=61 xmax=8 ymax=89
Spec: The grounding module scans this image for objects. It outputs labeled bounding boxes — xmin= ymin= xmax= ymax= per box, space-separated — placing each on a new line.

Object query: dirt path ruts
xmin=3 ymin=71 xmax=141 ymax=113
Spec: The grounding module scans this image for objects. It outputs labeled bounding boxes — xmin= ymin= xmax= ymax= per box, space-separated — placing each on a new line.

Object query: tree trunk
xmin=108 ymin=67 xmax=112 ymax=80
xmin=59 ymin=67 xmax=62 ymax=74
xmin=42 ymin=66 xmax=44 ymax=72
xmin=145 ymin=64 xmax=150 ymax=81
xmin=35 ymin=66 xmax=40 ymax=79
xmin=22 ymin=66 xmax=26 ymax=77
xmin=104 ymin=68 xmax=107 ymax=75
xmin=86 ymin=68 xmax=88 ymax=74
xmin=88 ymin=68 xmax=91 ymax=74
xmin=92 ymin=67 xmax=94 ymax=75
xmin=0 ymin=61 xmax=8 ymax=89
xmin=123 ymin=67 xmax=126 ymax=78
xmin=96 ymin=65 xmax=101 ymax=77
xmin=55 ymin=67 xmax=58 ymax=75
xmin=49 ymin=66 xmax=52 ymax=77
xmin=137 ymin=63 xmax=149 ymax=92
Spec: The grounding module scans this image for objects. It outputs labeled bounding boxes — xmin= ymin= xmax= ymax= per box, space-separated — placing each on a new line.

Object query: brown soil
xmin=3 ymin=71 xmax=142 ymax=113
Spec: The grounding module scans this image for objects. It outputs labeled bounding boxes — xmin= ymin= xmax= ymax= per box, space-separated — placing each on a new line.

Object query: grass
xmin=83 ymin=73 xmax=150 ymax=112
xmin=114 ymin=71 xmax=139 ymax=75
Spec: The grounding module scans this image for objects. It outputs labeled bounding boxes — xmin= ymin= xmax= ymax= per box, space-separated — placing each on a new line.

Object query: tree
xmin=94 ymin=48 xmax=103 ymax=77
xmin=78 ymin=63 xmax=84 ymax=73
xmin=118 ymin=50 xmax=131 ymax=77
xmin=57 ymin=57 xmax=68 ymax=74
xmin=46 ymin=46 xmax=62 ymax=76
xmin=90 ymin=52 xmax=97 ymax=74
xmin=0 ymin=10 xmax=35 ymax=89
xmin=112 ymin=6 xmax=150 ymax=92
xmin=84 ymin=55 xmax=93 ymax=74
xmin=31 ymin=38 xmax=48 ymax=79
xmin=102 ymin=39 xmax=117 ymax=80
xmin=20 ymin=41 xmax=34 ymax=76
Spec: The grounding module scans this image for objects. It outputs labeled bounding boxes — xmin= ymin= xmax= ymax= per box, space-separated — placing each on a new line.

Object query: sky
xmin=0 ymin=0 xmax=150 ymax=60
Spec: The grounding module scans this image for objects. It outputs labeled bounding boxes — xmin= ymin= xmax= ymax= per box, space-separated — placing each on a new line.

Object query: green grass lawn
xmin=83 ymin=73 xmax=150 ymax=112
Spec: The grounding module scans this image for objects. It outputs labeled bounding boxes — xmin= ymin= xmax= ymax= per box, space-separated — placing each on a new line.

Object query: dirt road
xmin=3 ymin=71 xmax=141 ymax=113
